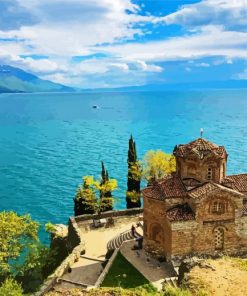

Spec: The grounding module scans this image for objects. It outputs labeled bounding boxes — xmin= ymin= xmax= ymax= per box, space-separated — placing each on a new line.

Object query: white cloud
xmin=101 ymin=26 xmax=247 ymax=62
xmin=109 ymin=63 xmax=129 ymax=71
xmin=0 ymin=0 xmax=156 ymax=57
xmin=237 ymin=69 xmax=247 ymax=80
xmin=1 ymin=0 xmax=247 ymax=88
xmin=156 ymin=0 xmax=247 ymax=30
xmin=135 ymin=60 xmax=163 ymax=72
xmin=196 ymin=62 xmax=210 ymax=67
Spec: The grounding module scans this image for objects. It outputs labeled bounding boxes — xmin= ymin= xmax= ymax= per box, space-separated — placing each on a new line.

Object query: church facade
xmin=142 ymin=137 xmax=247 ymax=259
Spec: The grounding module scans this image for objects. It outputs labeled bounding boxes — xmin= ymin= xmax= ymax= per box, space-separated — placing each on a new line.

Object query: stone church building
xmin=142 ymin=137 xmax=247 ymax=259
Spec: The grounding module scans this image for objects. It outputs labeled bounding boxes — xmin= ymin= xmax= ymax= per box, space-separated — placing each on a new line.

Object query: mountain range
xmin=0 ymin=65 xmax=74 ymax=93
xmin=1 ymin=65 xmax=247 ymax=93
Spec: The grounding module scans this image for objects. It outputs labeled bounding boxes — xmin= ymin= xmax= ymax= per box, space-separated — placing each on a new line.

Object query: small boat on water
xmin=92 ymin=105 xmax=99 ymax=109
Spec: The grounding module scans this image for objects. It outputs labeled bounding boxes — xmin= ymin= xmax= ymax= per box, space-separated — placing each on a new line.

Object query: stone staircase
xmin=163 ymin=276 xmax=178 ymax=287
xmin=107 ymin=229 xmax=141 ymax=251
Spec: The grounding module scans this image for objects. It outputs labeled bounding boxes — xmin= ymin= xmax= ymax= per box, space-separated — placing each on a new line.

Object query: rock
xmin=177 ymin=257 xmax=202 ymax=285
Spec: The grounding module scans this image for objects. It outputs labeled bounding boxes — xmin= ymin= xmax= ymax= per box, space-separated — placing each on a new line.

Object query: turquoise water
xmin=1 ymin=90 xmax=247 ymax=242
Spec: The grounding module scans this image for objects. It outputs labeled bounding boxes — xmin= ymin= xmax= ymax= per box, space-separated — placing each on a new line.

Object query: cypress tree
xmin=100 ymin=162 xmax=113 ymax=212
xmin=126 ymin=135 xmax=141 ymax=208
xmin=74 ymin=180 xmax=95 ymax=216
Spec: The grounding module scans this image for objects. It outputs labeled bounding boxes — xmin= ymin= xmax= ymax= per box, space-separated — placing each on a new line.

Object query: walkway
xmin=120 ymin=241 xmax=177 ymax=291
xmin=53 ymin=215 xmax=143 ymax=291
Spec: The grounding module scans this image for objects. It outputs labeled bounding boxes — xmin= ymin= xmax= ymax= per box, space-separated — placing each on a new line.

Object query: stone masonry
xmin=142 ymin=137 xmax=247 ymax=259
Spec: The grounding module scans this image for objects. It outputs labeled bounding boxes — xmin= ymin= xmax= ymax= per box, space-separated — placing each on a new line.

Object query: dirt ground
xmin=187 ymin=257 xmax=247 ymax=296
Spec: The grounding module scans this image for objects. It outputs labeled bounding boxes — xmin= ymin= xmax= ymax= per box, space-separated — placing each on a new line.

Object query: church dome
xmin=173 ymin=138 xmax=227 ymax=160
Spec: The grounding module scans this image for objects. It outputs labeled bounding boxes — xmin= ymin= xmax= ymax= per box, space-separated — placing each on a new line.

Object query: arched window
xmin=212 ymin=200 xmax=225 ymax=214
xmin=214 ymin=228 xmax=224 ymax=250
xmin=207 ymin=167 xmax=213 ymax=180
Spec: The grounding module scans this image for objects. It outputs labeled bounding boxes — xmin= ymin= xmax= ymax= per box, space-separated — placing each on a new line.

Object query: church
xmin=142 ymin=136 xmax=247 ymax=259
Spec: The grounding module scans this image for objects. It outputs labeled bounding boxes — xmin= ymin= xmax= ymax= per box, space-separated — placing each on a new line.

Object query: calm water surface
xmin=1 ymin=90 xmax=247 ymax=241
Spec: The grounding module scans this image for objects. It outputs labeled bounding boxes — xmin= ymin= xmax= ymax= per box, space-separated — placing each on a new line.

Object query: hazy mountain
xmin=0 ymin=65 xmax=74 ymax=93
xmin=84 ymin=80 xmax=247 ymax=92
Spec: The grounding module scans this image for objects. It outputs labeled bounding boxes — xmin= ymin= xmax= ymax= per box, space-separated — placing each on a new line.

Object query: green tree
xmin=74 ymin=178 xmax=97 ymax=216
xmin=0 ymin=278 xmax=23 ymax=296
xmin=101 ymin=162 xmax=113 ymax=211
xmin=126 ymin=135 xmax=141 ymax=209
xmin=81 ymin=176 xmax=117 ymax=216
xmin=131 ymin=150 xmax=176 ymax=184
xmin=0 ymin=211 xmax=39 ymax=276
xmin=15 ymin=243 xmax=50 ymax=292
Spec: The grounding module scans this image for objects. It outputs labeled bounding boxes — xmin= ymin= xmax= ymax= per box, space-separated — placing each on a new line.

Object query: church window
xmin=207 ymin=167 xmax=213 ymax=180
xmin=214 ymin=228 xmax=224 ymax=250
xmin=212 ymin=200 xmax=225 ymax=214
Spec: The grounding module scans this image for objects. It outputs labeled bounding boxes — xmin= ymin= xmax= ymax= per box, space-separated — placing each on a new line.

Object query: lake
xmin=1 ymin=90 xmax=247 ymax=241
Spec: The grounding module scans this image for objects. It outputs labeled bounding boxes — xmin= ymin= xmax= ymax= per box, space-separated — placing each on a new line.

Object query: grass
xmin=101 ymin=252 xmax=156 ymax=293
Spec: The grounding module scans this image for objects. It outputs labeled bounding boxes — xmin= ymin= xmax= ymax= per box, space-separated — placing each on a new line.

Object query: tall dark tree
xmin=126 ymin=135 xmax=141 ymax=208
xmin=74 ymin=180 xmax=95 ymax=216
xmin=100 ymin=162 xmax=113 ymax=212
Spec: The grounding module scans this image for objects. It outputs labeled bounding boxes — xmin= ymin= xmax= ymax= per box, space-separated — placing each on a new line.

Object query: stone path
xmin=57 ymin=257 xmax=104 ymax=289
xmin=120 ymin=241 xmax=177 ymax=291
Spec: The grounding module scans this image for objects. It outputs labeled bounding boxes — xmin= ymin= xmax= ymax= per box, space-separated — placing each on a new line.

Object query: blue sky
xmin=0 ymin=0 xmax=247 ymax=88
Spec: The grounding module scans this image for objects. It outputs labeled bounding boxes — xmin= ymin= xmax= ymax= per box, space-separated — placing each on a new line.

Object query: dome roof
xmin=173 ymin=138 xmax=227 ymax=159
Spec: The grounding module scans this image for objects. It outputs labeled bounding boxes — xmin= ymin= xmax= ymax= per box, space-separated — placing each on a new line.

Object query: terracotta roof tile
xmin=222 ymin=174 xmax=247 ymax=193
xmin=166 ymin=204 xmax=195 ymax=222
xmin=142 ymin=185 xmax=163 ymax=200
xmin=142 ymin=175 xmax=186 ymax=200
xmin=174 ymin=138 xmax=226 ymax=159
xmin=158 ymin=175 xmax=187 ymax=198
xmin=188 ymin=182 xmax=218 ymax=199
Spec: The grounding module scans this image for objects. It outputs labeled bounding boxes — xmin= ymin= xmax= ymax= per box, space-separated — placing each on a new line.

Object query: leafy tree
xmin=15 ymin=243 xmax=50 ymax=292
xmin=126 ymin=135 xmax=141 ymax=209
xmin=101 ymin=162 xmax=113 ymax=211
xmin=0 ymin=211 xmax=39 ymax=276
xmin=45 ymin=222 xmax=56 ymax=234
xmin=74 ymin=178 xmax=97 ymax=216
xmin=0 ymin=278 xmax=23 ymax=296
xmin=81 ymin=176 xmax=117 ymax=216
xmin=131 ymin=150 xmax=176 ymax=184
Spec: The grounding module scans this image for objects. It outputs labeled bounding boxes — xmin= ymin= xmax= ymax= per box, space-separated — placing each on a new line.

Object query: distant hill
xmin=0 ymin=65 xmax=74 ymax=93
xmin=84 ymin=80 xmax=247 ymax=92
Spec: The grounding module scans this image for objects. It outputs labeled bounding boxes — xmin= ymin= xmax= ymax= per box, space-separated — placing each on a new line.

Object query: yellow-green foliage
xmin=162 ymin=285 xmax=192 ymax=296
xmin=0 ymin=278 xmax=23 ymax=296
xmin=45 ymin=222 xmax=56 ymax=234
xmin=46 ymin=287 xmax=158 ymax=296
xmin=81 ymin=175 xmax=118 ymax=214
xmin=131 ymin=150 xmax=176 ymax=182
xmin=0 ymin=211 xmax=39 ymax=274
xmin=230 ymin=258 xmax=247 ymax=271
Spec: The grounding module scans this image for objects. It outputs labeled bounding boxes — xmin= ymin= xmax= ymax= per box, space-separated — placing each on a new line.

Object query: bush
xmin=0 ymin=278 xmax=23 ymax=296
xmin=162 ymin=285 xmax=192 ymax=296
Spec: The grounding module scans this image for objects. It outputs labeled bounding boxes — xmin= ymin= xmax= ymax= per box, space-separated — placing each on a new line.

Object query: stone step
xmin=107 ymin=230 xmax=138 ymax=251
xmin=163 ymin=277 xmax=178 ymax=288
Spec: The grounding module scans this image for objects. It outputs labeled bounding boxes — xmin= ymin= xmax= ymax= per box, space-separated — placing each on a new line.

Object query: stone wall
xmin=176 ymin=156 xmax=226 ymax=183
xmin=74 ymin=208 xmax=143 ymax=223
xmin=94 ymin=249 xmax=119 ymax=288
xmin=143 ymin=196 xmax=172 ymax=258
xmin=34 ymin=209 xmax=143 ymax=295
xmin=67 ymin=217 xmax=83 ymax=252
xmin=33 ymin=243 xmax=86 ymax=296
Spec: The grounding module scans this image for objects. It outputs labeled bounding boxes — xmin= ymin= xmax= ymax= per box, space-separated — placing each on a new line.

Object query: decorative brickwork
xmin=143 ymin=137 xmax=247 ymax=259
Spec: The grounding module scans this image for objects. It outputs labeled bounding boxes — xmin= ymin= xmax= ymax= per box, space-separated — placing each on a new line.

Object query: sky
xmin=0 ymin=0 xmax=247 ymax=88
